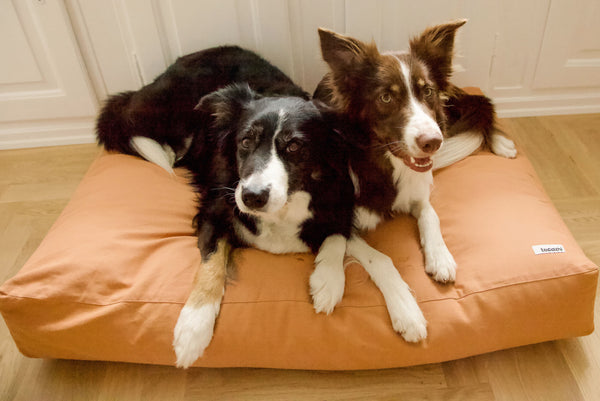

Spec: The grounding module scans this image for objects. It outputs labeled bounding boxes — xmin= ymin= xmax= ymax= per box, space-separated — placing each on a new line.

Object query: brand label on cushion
xmin=532 ymin=244 xmax=565 ymax=255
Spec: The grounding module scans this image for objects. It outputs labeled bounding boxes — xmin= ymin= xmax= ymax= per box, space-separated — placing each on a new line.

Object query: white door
xmin=77 ymin=0 xmax=347 ymax=95
xmin=0 ymin=0 xmax=97 ymax=149
xmin=533 ymin=0 xmax=600 ymax=89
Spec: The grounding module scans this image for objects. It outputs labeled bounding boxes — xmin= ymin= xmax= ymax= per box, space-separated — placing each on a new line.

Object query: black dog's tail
xmin=96 ymin=91 xmax=137 ymax=155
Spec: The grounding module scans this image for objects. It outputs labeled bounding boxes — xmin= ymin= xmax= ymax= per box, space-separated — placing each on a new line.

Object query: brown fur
xmin=315 ymin=20 xmax=500 ymax=152
xmin=185 ymin=239 xmax=229 ymax=308
xmin=409 ymin=20 xmax=466 ymax=92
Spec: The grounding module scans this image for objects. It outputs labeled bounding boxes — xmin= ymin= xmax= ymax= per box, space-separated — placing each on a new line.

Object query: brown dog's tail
xmin=444 ymin=86 xmax=496 ymax=146
xmin=433 ymin=86 xmax=516 ymax=170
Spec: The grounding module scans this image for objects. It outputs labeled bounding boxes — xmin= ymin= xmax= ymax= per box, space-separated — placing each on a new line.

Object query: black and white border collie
xmin=312 ymin=20 xmax=517 ymax=341
xmin=175 ymin=84 xmax=354 ymax=368
xmin=96 ymin=48 xmax=355 ymax=368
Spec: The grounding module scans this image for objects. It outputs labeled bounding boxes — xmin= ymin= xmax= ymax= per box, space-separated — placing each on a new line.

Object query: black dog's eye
xmin=286 ymin=141 xmax=301 ymax=153
xmin=241 ymin=125 xmax=262 ymax=149
xmin=379 ymin=93 xmax=392 ymax=104
xmin=241 ymin=137 xmax=252 ymax=148
xmin=424 ymin=86 xmax=434 ymax=97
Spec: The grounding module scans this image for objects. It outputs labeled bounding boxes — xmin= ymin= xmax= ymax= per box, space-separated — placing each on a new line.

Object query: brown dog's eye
xmin=286 ymin=141 xmax=301 ymax=153
xmin=424 ymin=86 xmax=434 ymax=97
xmin=379 ymin=93 xmax=392 ymax=104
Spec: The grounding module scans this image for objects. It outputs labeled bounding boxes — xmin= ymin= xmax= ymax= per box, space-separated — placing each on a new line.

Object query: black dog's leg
xmin=172 ymin=219 xmax=229 ymax=368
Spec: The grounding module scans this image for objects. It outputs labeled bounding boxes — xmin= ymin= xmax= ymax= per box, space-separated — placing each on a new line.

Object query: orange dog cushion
xmin=0 ymin=149 xmax=597 ymax=369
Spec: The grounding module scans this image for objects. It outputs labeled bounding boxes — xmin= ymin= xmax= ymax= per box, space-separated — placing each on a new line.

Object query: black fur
xmin=96 ymin=46 xmax=309 ymax=162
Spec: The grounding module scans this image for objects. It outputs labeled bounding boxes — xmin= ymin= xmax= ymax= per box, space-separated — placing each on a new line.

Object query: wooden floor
xmin=1 ymin=113 xmax=599 ymax=401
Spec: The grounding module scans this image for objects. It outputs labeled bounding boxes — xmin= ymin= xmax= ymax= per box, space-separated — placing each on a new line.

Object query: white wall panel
xmin=116 ymin=0 xmax=346 ymax=92
xmin=161 ymin=0 xmax=242 ymax=55
xmin=287 ymin=0 xmax=345 ymax=91
xmin=240 ymin=0 xmax=296 ymax=81
xmin=120 ymin=0 xmax=170 ymax=85
xmin=69 ymin=0 xmax=145 ymax=96
xmin=0 ymin=4 xmax=42 ymax=85
xmin=342 ymin=1 xmax=498 ymax=90
xmin=534 ymin=0 xmax=600 ymax=89
xmin=0 ymin=0 xmax=97 ymax=149
xmin=488 ymin=0 xmax=549 ymax=93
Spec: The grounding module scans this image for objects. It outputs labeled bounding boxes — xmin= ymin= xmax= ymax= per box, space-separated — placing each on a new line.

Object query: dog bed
xmin=0 ymin=146 xmax=597 ymax=370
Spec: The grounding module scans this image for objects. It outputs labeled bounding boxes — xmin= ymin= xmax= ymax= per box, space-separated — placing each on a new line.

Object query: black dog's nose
xmin=241 ymin=187 xmax=270 ymax=210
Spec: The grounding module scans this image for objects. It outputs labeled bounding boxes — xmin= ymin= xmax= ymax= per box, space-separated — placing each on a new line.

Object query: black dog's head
xmin=197 ymin=84 xmax=345 ymax=217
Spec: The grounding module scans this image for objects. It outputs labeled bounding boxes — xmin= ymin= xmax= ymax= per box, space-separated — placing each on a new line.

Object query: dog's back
xmin=96 ymin=46 xmax=309 ymax=163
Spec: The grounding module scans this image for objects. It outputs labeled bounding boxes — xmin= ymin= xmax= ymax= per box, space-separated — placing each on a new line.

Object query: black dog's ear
xmin=312 ymin=99 xmax=366 ymax=149
xmin=195 ymin=84 xmax=258 ymax=128
xmin=409 ymin=19 xmax=467 ymax=90
xmin=306 ymin=100 xmax=356 ymax=178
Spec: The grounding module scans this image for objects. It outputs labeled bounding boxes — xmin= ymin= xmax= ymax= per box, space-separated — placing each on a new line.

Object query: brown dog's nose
xmin=416 ymin=134 xmax=442 ymax=154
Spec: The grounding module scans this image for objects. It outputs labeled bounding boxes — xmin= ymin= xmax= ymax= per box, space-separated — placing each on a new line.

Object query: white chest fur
xmin=235 ymin=191 xmax=313 ymax=254
xmin=352 ymin=153 xmax=433 ymax=231
xmin=353 ymin=206 xmax=383 ymax=231
xmin=387 ymin=151 xmax=433 ymax=214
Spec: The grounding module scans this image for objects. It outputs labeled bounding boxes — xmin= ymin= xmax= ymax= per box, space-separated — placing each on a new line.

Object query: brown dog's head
xmin=317 ymin=20 xmax=466 ymax=172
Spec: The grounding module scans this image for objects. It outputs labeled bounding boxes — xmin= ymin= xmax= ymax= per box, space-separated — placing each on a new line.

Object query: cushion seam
xmin=0 ymin=267 xmax=596 ymax=308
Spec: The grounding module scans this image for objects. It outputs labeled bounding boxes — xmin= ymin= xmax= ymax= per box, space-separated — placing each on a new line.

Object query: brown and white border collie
xmin=312 ymin=20 xmax=517 ymax=341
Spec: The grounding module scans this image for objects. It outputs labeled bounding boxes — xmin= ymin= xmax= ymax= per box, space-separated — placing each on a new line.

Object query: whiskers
xmin=210 ymin=184 xmax=238 ymax=203
xmin=370 ymin=139 xmax=405 ymax=153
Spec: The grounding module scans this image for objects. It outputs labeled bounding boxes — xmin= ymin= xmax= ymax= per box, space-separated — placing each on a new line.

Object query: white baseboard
xmin=0 ymin=120 xmax=96 ymax=150
xmin=494 ymin=92 xmax=600 ymax=118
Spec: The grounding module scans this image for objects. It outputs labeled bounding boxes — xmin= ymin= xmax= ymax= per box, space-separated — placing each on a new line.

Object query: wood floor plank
xmin=443 ymin=357 xmax=489 ymax=388
xmin=183 ymin=366 xmax=447 ymax=401
xmin=480 ymin=343 xmax=584 ymax=401
xmin=139 ymin=365 xmax=187 ymax=401
xmin=557 ymin=337 xmax=600 ymax=401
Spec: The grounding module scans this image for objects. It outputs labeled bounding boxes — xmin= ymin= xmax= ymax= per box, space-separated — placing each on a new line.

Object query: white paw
xmin=490 ymin=133 xmax=517 ymax=159
xmin=394 ymin=316 xmax=428 ymax=343
xmin=310 ymin=263 xmax=345 ymax=315
xmin=172 ymin=303 xmax=220 ymax=368
xmin=388 ymin=297 xmax=428 ymax=342
xmin=425 ymin=246 xmax=457 ymax=283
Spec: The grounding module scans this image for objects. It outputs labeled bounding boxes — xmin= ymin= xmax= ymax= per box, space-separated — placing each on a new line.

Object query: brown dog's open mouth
xmin=402 ymin=155 xmax=433 ymax=172
xmin=387 ymin=144 xmax=434 ymax=172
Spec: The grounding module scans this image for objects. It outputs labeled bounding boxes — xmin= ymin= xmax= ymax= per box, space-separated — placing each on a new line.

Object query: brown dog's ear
xmin=318 ymin=28 xmax=373 ymax=71
xmin=410 ymin=19 xmax=467 ymax=89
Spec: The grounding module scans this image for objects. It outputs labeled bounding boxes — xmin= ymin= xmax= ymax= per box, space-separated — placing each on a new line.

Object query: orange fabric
xmin=0 ymin=150 xmax=597 ymax=369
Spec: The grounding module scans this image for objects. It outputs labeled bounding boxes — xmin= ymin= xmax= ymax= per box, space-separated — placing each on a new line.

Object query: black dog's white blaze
xmin=235 ymin=109 xmax=289 ymax=215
